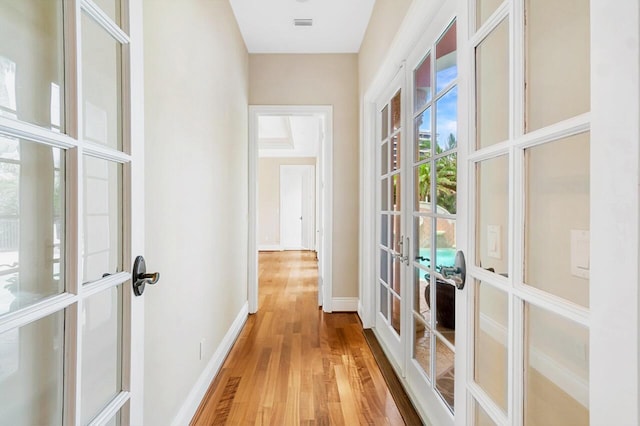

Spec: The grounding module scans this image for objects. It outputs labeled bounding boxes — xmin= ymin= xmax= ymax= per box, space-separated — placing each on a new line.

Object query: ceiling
xmin=258 ymin=115 xmax=322 ymax=157
xmin=229 ymin=0 xmax=376 ymax=53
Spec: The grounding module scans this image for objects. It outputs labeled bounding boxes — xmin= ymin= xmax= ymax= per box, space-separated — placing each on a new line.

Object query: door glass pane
xmin=390 ymin=294 xmax=401 ymax=335
xmin=414 ymin=53 xmax=432 ymax=112
xmin=525 ymin=304 xmax=589 ymax=425
xmin=82 ymin=13 xmax=123 ymax=151
xmin=391 ymin=91 xmax=401 ymax=131
xmin=476 ymin=19 xmax=509 ymax=150
xmin=93 ymin=0 xmax=122 ymax=26
xmin=435 ymin=218 xmax=456 ymax=271
xmin=0 ymin=0 xmax=64 ymax=131
xmin=415 ymin=217 xmax=432 ymax=269
xmin=414 ymin=267 xmax=431 ymax=323
xmin=391 ymin=215 xmax=401 ymax=255
xmin=381 ymin=141 xmax=388 ymax=175
xmin=381 ymin=215 xmax=389 ymax=247
xmin=435 ymin=21 xmax=457 ymax=93
xmin=474 ymin=400 xmax=497 ymax=426
xmin=435 ymin=153 xmax=457 ymax=214
xmin=436 ymin=87 xmax=458 ymax=152
xmin=474 ymin=281 xmax=508 ymax=412
xmin=435 ymin=337 xmax=455 ymax=410
xmin=381 ymin=178 xmax=388 ymax=211
xmin=415 ymin=163 xmax=431 ymax=212
xmin=391 ymin=134 xmax=401 ymax=171
xmin=83 ymin=156 xmax=122 ymax=283
xmin=476 ymin=155 xmax=508 ymax=276
xmin=82 ymin=285 xmax=123 ymax=424
xmin=391 ymin=257 xmax=401 ymax=295
xmin=415 ymin=107 xmax=432 ymax=161
xmin=381 ymin=105 xmax=389 ymax=140
xmin=392 ymin=175 xmax=401 ymax=211
xmin=380 ymin=249 xmax=388 ymax=284
xmin=0 ymin=138 xmax=65 ymax=316
xmin=476 ymin=0 xmax=504 ymax=29
xmin=413 ymin=316 xmax=431 ymax=380
xmin=524 ymin=133 xmax=589 ymax=307
xmin=525 ymin=0 xmax=589 ymax=132
xmin=379 ymin=282 xmax=388 ymax=319
xmin=0 ymin=311 xmax=64 ymax=425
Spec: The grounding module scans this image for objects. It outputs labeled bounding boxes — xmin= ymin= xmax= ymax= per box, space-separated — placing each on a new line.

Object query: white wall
xmin=143 ymin=0 xmax=249 ymax=424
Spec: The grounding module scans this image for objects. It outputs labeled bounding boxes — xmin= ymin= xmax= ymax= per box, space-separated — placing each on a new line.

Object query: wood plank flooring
xmin=191 ymin=251 xmax=406 ymax=425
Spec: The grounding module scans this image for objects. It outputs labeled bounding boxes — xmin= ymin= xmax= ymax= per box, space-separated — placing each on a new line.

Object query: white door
xmin=0 ymin=1 xmax=145 ymax=424
xmin=463 ymin=0 xmax=591 ymax=424
xmin=280 ymin=165 xmax=315 ymax=250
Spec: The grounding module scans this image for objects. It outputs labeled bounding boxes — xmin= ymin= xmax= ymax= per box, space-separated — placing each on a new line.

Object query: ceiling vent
xmin=293 ymin=18 xmax=313 ymax=27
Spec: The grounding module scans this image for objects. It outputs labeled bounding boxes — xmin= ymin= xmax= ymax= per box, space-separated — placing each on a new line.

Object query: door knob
xmin=132 ymin=255 xmax=160 ymax=296
xmin=440 ymin=251 xmax=466 ymax=290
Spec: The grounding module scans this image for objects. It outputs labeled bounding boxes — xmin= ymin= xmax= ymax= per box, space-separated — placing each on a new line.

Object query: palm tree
xmin=417 ymin=133 xmax=457 ymax=214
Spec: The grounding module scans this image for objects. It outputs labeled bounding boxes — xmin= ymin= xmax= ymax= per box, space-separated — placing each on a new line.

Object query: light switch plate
xmin=487 ymin=225 xmax=501 ymax=259
xmin=571 ymin=230 xmax=590 ymax=279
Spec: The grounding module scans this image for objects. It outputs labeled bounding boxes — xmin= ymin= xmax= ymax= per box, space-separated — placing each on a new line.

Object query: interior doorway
xmin=248 ymin=105 xmax=333 ymax=314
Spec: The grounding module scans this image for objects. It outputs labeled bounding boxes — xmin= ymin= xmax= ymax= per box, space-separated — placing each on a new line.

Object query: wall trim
xmin=171 ymin=302 xmax=249 ymax=426
xmin=258 ymin=245 xmax=282 ymax=251
xmin=332 ymin=297 xmax=359 ymax=312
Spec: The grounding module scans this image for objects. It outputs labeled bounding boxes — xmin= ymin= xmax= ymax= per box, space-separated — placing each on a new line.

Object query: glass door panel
xmin=410 ymin=18 xmax=458 ymax=415
xmin=81 ymin=285 xmax=123 ymax=424
xmin=524 ymin=133 xmax=590 ymax=307
xmin=0 ymin=137 xmax=65 ymax=316
xmin=0 ymin=311 xmax=64 ymax=425
xmin=82 ymin=13 xmax=123 ymax=151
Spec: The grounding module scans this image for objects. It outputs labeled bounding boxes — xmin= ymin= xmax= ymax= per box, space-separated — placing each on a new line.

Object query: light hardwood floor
xmin=191 ymin=251 xmax=405 ymax=425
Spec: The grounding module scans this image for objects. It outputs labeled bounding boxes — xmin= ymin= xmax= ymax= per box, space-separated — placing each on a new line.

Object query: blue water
xmin=419 ymin=248 xmax=456 ymax=269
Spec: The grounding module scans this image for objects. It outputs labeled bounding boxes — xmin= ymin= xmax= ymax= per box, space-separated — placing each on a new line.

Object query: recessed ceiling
xmin=229 ymin=0 xmax=376 ymax=53
xmin=259 ymin=115 xmax=322 ymax=157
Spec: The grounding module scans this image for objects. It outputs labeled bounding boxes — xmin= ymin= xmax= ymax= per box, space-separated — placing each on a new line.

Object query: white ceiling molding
xmin=229 ymin=0 xmax=375 ymax=53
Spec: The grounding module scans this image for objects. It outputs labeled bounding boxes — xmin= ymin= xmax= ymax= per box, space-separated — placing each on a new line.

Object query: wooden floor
xmin=191 ymin=251 xmax=405 ymax=425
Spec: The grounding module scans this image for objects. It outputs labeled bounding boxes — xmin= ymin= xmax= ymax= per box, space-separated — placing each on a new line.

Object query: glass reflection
xmin=415 ymin=108 xmax=432 ymax=162
xmin=380 ymin=283 xmax=388 ymax=319
xmin=381 ymin=105 xmax=389 ymax=140
xmin=391 ymin=91 xmax=401 ymax=131
xmin=415 ymin=163 xmax=431 ymax=212
xmin=435 ymin=337 xmax=455 ymax=410
xmin=0 ymin=138 xmax=65 ymax=317
xmin=436 ymin=21 xmax=457 ymax=93
xmin=435 ymin=154 xmax=457 ymax=215
xmin=413 ymin=316 xmax=432 ymax=380
xmin=414 ymin=53 xmax=432 ymax=112
xmin=436 ymin=87 xmax=458 ymax=152
xmin=381 ymin=141 xmax=388 ymax=175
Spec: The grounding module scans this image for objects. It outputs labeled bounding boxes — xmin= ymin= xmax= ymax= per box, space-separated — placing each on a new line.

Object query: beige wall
xmin=143 ymin=0 xmax=248 ymax=424
xmin=258 ymin=157 xmax=316 ymax=247
xmin=358 ymin=0 xmax=413 ymax=96
xmin=249 ymin=54 xmax=358 ymax=298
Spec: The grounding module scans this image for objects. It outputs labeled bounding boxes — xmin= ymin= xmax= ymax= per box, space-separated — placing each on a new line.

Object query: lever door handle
xmin=132 ymin=256 xmax=160 ymax=296
xmin=139 ymin=272 xmax=160 ymax=285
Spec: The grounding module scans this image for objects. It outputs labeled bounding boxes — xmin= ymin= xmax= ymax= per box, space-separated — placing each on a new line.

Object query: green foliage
xmin=417 ymin=133 xmax=457 ymax=214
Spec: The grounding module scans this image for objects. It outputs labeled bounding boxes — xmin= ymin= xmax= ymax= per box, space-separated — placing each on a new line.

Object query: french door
xmin=0 ymin=1 xmax=144 ymax=425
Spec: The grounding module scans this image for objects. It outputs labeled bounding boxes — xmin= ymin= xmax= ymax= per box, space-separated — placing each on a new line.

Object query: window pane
xmin=476 ymin=155 xmax=508 ymax=276
xmin=414 ymin=217 xmax=432 ymax=269
xmin=415 ymin=163 xmax=431 ymax=213
xmin=82 ymin=285 xmax=123 ymax=424
xmin=392 ymin=214 xmax=402 ymax=254
xmin=435 ymin=218 xmax=456 ymax=271
xmin=435 ymin=21 xmax=457 ymax=93
xmin=476 ymin=0 xmax=503 ymax=29
xmin=381 ymin=141 xmax=388 ymax=175
xmin=390 ymin=294 xmax=401 ymax=335
xmin=436 ymin=153 xmax=457 ymax=215
xmin=392 ymin=174 xmax=401 ymax=211
xmin=415 ymin=107 xmax=432 ymax=161
xmin=82 ymin=13 xmax=123 ymax=150
xmin=381 ymin=177 xmax=388 ymax=211
xmin=413 ymin=315 xmax=431 ymax=380
xmin=381 ymin=214 xmax=389 ymax=247
xmin=0 ymin=138 xmax=65 ymax=316
xmin=525 ymin=304 xmax=589 ymax=425
xmin=380 ymin=249 xmax=388 ymax=284
xmin=0 ymin=0 xmax=64 ymax=131
xmin=379 ymin=282 xmax=388 ymax=319
xmin=381 ymin=105 xmax=389 ymax=140
xmin=476 ymin=19 xmax=509 ymax=150
xmin=524 ymin=133 xmax=589 ymax=307
xmin=391 ymin=134 xmax=401 ymax=171
xmin=436 ymin=87 xmax=458 ymax=152
xmin=474 ymin=400 xmax=497 ymax=426
xmin=0 ymin=311 xmax=64 ymax=425
xmin=525 ymin=0 xmax=589 ymax=132
xmin=391 ymin=91 xmax=401 ymax=131
xmin=435 ymin=337 xmax=455 ymax=410
xmin=414 ymin=53 xmax=432 ymax=112
xmin=93 ymin=0 xmax=122 ymax=26
xmin=391 ymin=257 xmax=401 ymax=295
xmin=414 ymin=267 xmax=431 ymax=324
xmin=83 ymin=156 xmax=122 ymax=283
xmin=474 ymin=281 xmax=508 ymax=412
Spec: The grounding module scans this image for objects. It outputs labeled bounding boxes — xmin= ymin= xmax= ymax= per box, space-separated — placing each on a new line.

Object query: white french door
xmin=0 ymin=0 xmax=144 ymax=425
xmin=280 ymin=165 xmax=315 ymax=250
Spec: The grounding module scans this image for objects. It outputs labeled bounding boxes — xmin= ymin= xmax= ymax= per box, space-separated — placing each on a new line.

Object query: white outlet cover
xmin=487 ymin=225 xmax=501 ymax=259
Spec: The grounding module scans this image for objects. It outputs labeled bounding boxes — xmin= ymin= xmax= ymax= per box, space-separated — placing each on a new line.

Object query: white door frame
xmin=248 ymin=105 xmax=333 ymax=314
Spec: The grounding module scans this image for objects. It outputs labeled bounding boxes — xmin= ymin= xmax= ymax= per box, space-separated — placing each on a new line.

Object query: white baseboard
xmin=258 ymin=245 xmax=282 ymax=251
xmin=171 ymin=302 xmax=249 ymax=426
xmin=332 ymin=297 xmax=358 ymax=312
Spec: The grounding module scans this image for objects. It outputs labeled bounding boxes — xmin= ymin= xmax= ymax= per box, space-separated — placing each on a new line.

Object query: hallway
xmin=191 ymin=251 xmax=405 ymax=425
